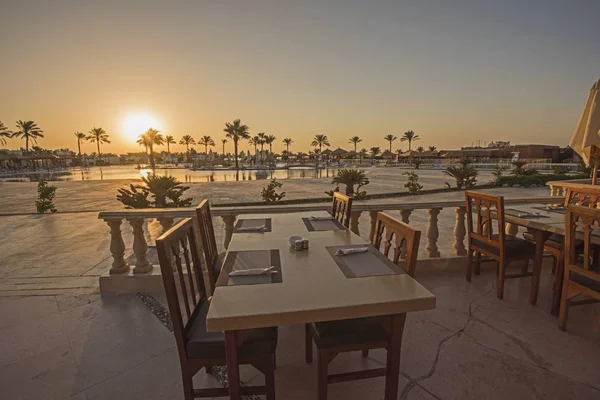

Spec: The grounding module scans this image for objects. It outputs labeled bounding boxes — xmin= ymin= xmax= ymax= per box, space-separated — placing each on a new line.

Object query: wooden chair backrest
xmin=565 ymin=205 xmax=600 ymax=286
xmin=195 ymin=200 xmax=218 ymax=289
xmin=564 ymin=187 xmax=600 ymax=208
xmin=156 ymin=218 xmax=208 ymax=359
xmin=371 ymin=212 xmax=421 ymax=277
xmin=465 ymin=191 xmax=505 ymax=256
xmin=332 ymin=192 xmax=352 ymax=228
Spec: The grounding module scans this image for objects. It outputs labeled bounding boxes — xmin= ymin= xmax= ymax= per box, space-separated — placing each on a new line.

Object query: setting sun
xmin=121 ymin=113 xmax=163 ymax=142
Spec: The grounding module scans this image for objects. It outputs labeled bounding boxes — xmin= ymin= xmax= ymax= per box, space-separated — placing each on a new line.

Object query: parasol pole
xmin=592 ymin=146 xmax=599 ymax=185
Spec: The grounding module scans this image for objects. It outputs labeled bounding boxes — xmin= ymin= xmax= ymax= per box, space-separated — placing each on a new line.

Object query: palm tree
xmin=400 ymin=130 xmax=420 ymax=151
xmin=221 ymin=138 xmax=228 ymax=155
xmin=87 ymin=127 xmax=110 ymax=160
xmin=384 ymin=134 xmax=397 ymax=153
xmin=282 ymin=138 xmax=293 ymax=152
xmin=139 ymin=128 xmax=164 ymax=169
xmin=370 ymin=147 xmax=381 ymax=158
xmin=179 ymin=135 xmax=196 ymax=154
xmin=199 ymin=135 xmax=215 ymax=154
xmin=332 ymin=169 xmax=370 ymax=196
xmin=249 ymin=136 xmax=261 ymax=154
xmin=12 ymin=120 xmax=44 ymax=152
xmin=359 ymin=148 xmax=368 ymax=164
xmin=311 ymin=134 xmax=330 ymax=152
xmin=256 ymin=132 xmax=267 ymax=151
xmin=165 ymin=135 xmax=176 ymax=155
xmin=0 ymin=121 xmax=11 ymax=146
xmin=416 ymin=146 xmax=425 ymax=153
xmin=348 ymin=136 xmax=362 ymax=152
xmin=428 ymin=146 xmax=437 ymax=152
xmin=74 ymin=132 xmax=86 ymax=157
xmin=224 ymin=119 xmax=250 ymax=170
xmin=265 ymin=134 xmax=276 ymax=152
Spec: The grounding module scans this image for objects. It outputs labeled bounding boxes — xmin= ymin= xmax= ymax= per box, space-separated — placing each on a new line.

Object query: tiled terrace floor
xmin=1 ymin=262 xmax=599 ymax=400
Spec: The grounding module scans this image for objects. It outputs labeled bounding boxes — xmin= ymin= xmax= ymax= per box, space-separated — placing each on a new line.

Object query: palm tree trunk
xmin=149 ymin=145 xmax=156 ymax=170
xmin=26 ymin=136 xmax=29 ymax=152
xmin=354 ymin=143 xmax=357 ymax=152
xmin=77 ymin=141 xmax=82 ymax=157
xmin=408 ymin=139 xmax=412 ymax=151
xmin=167 ymin=143 xmax=170 ymax=154
xmin=389 ymin=142 xmax=392 ymax=153
xmin=96 ymin=141 xmax=101 ymax=160
xmin=234 ymin=140 xmax=239 ymax=170
xmin=222 ymin=143 xmax=225 ymax=154
xmin=286 ymin=144 xmax=289 ymax=152
xmin=346 ymin=183 xmax=354 ymax=196
xmin=204 ymin=144 xmax=208 ymax=153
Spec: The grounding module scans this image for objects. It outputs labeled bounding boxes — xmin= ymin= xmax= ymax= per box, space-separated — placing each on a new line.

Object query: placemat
xmin=530 ymin=206 xmax=566 ymax=214
xmin=504 ymin=209 xmax=549 ymax=219
xmin=234 ymin=218 xmax=272 ymax=233
xmin=302 ymin=217 xmax=346 ymax=232
xmin=326 ymin=245 xmax=404 ymax=278
xmin=216 ymin=249 xmax=282 ymax=286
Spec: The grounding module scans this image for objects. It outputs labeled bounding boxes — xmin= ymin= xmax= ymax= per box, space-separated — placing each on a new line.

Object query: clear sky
xmin=1 ymin=0 xmax=599 ymax=154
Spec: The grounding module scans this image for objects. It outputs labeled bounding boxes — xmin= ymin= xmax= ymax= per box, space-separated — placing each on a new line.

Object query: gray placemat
xmin=234 ymin=218 xmax=272 ymax=232
xmin=505 ymin=209 xmax=549 ymax=219
xmin=326 ymin=245 xmax=404 ymax=278
xmin=216 ymin=249 xmax=282 ymax=286
xmin=302 ymin=217 xmax=346 ymax=231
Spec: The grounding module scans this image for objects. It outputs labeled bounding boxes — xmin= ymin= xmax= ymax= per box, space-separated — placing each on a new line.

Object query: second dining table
xmin=205 ymin=210 xmax=437 ymax=400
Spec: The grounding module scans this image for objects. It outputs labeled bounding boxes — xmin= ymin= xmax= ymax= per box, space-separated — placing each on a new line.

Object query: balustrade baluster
xmin=222 ymin=215 xmax=237 ymax=249
xmin=400 ymin=209 xmax=413 ymax=224
xmin=451 ymin=206 xmax=467 ymax=256
xmin=368 ymin=211 xmax=379 ymax=242
xmin=350 ymin=211 xmax=362 ymax=235
xmin=158 ymin=217 xmax=174 ymax=234
xmin=128 ymin=218 xmax=152 ymax=274
xmin=106 ymin=219 xmax=129 ymax=274
xmin=424 ymin=208 xmax=442 ymax=258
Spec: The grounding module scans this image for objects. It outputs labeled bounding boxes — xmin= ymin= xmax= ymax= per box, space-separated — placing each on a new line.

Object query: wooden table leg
xmin=384 ymin=313 xmax=406 ymax=400
xmin=528 ymin=229 xmax=551 ymax=305
xmin=550 ymin=256 xmax=564 ymax=316
xmin=225 ymin=330 xmax=241 ymax=400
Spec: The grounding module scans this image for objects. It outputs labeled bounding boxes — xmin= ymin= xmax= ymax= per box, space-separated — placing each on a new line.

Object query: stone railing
xmin=547 ymin=179 xmax=594 ymax=197
xmin=98 ymin=196 xmax=560 ymax=277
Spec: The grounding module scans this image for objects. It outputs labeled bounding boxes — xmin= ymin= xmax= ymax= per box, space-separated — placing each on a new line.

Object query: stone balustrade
xmin=546 ymin=179 xmax=593 ymax=198
xmin=98 ymin=195 xmax=560 ymax=277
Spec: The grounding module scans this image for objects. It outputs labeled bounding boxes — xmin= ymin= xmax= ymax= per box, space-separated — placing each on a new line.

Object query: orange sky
xmin=1 ymin=1 xmax=598 ymax=154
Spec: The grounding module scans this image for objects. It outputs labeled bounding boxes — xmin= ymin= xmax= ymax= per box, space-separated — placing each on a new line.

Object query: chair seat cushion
xmin=185 ymin=301 xmax=278 ymax=359
xmin=570 ymin=271 xmax=600 ymax=293
xmin=522 ymin=232 xmax=563 ymax=249
xmin=311 ymin=317 xmax=388 ymax=349
xmin=472 ymin=234 xmax=536 ymax=258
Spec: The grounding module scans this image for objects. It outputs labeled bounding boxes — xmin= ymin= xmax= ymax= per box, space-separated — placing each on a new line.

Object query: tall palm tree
xmin=311 ymin=134 xmax=330 ymax=167
xmin=179 ymin=135 xmax=196 ymax=154
xmin=199 ymin=135 xmax=215 ymax=154
xmin=0 ymin=121 xmax=11 ymax=146
xmin=74 ymin=131 xmax=86 ymax=157
xmin=282 ymin=137 xmax=293 ymax=152
xmin=428 ymin=146 xmax=437 ymax=152
xmin=348 ymin=136 xmax=362 ymax=152
xmin=249 ymin=136 xmax=261 ymax=154
xmin=384 ymin=134 xmax=397 ymax=153
xmin=370 ymin=147 xmax=381 ymax=158
xmin=359 ymin=148 xmax=368 ymax=164
xmin=416 ymin=146 xmax=425 ymax=153
xmin=139 ymin=128 xmax=164 ymax=169
xmin=224 ymin=119 xmax=250 ymax=170
xmin=400 ymin=130 xmax=420 ymax=151
xmin=12 ymin=120 xmax=44 ymax=152
xmin=221 ymin=138 xmax=228 ymax=155
xmin=87 ymin=127 xmax=110 ymax=159
xmin=265 ymin=135 xmax=276 ymax=152
xmin=165 ymin=135 xmax=176 ymax=155
xmin=256 ymin=132 xmax=267 ymax=151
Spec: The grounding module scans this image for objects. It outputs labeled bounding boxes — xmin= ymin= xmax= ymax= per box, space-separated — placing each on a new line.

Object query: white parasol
xmin=569 ymin=79 xmax=600 ymax=183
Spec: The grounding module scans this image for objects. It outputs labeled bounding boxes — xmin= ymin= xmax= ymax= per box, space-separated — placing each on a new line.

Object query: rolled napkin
xmin=335 ymin=247 xmax=369 ymax=256
xmin=229 ymin=266 xmax=276 ymax=276
xmin=309 ymin=216 xmax=335 ymax=221
xmin=236 ymin=225 xmax=266 ymax=232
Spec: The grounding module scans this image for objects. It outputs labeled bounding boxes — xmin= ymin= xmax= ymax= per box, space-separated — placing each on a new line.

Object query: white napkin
xmin=309 ymin=216 xmax=335 ymax=221
xmin=229 ymin=266 xmax=276 ymax=276
xmin=236 ymin=225 xmax=266 ymax=232
xmin=335 ymin=247 xmax=369 ymax=256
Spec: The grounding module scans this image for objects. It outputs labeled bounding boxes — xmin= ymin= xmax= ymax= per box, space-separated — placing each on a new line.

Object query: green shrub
xmin=403 ymin=172 xmax=423 ymax=194
xmin=36 ymin=180 xmax=57 ymax=213
xmin=332 ymin=169 xmax=369 ymax=197
xmin=443 ymin=158 xmax=478 ymax=189
xmin=412 ymin=159 xmax=423 ymax=169
xmin=492 ymin=165 xmax=509 ymax=185
xmin=261 ymin=179 xmax=286 ymax=203
xmin=511 ymin=161 xmax=537 ymax=176
xmin=497 ymin=173 xmax=587 ymax=187
xmin=117 ymin=174 xmax=192 ymax=208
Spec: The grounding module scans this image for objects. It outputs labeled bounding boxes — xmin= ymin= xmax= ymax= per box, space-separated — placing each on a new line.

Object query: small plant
xmin=36 ymin=180 xmax=58 ymax=213
xmin=332 ymin=169 xmax=370 ymax=197
xmin=492 ymin=165 xmax=509 ymax=185
xmin=261 ymin=179 xmax=286 ymax=203
xmin=412 ymin=159 xmax=423 ymax=169
xmin=551 ymin=166 xmax=570 ymax=175
xmin=403 ymin=172 xmax=423 ymax=194
xmin=117 ymin=174 xmax=192 ymax=209
xmin=443 ymin=158 xmax=478 ymax=189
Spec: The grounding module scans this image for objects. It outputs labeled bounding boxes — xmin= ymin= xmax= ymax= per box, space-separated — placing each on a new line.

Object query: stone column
xmin=107 ymin=219 xmax=129 ymax=275
xmin=505 ymin=223 xmax=519 ymax=237
xmin=350 ymin=211 xmax=362 ymax=235
xmin=400 ymin=209 xmax=413 ymax=224
xmin=129 ymin=218 xmax=152 ymax=274
xmin=222 ymin=215 xmax=236 ymax=249
xmin=424 ymin=208 xmax=442 ymax=258
xmin=451 ymin=206 xmax=467 ymax=256
xmin=368 ymin=211 xmax=379 ymax=242
xmin=158 ymin=217 xmax=175 ymax=235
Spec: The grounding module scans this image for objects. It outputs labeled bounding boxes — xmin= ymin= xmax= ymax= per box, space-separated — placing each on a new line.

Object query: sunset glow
xmin=121 ymin=113 xmax=163 ymax=142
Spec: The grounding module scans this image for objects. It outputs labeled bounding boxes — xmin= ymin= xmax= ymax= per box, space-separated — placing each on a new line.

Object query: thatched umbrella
xmin=331 ymin=148 xmax=348 ymax=158
xmin=569 ymin=79 xmax=600 ymax=183
xmin=381 ymin=149 xmax=395 ymax=159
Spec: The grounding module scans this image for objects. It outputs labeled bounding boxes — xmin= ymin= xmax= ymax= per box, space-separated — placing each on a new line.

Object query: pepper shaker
xmin=294 ymin=240 xmax=304 ymax=251
xmin=302 ymin=239 xmax=309 ymax=249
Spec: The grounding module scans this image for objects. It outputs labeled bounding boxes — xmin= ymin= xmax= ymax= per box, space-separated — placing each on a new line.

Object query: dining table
xmin=205 ymin=210 xmax=437 ymax=400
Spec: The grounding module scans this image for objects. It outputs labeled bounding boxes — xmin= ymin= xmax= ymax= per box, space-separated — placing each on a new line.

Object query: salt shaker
xmin=294 ymin=240 xmax=304 ymax=251
xmin=302 ymin=239 xmax=309 ymax=249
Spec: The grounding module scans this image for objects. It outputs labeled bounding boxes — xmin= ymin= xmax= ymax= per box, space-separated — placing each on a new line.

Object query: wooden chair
xmin=465 ymin=191 xmax=536 ymax=299
xmin=156 ymin=218 xmax=277 ymax=399
xmin=305 ymin=212 xmax=421 ymax=400
xmin=195 ymin=200 xmax=224 ymax=293
xmin=331 ymin=192 xmax=352 ymax=228
xmin=559 ymin=205 xmax=600 ymax=331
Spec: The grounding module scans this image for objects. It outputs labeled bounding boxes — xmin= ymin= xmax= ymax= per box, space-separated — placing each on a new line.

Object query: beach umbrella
xmin=569 ymin=79 xmax=600 ymax=183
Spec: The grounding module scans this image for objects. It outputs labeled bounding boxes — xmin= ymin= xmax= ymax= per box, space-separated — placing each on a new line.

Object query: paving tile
xmin=55 ymin=293 xmax=103 ymax=312
xmin=405 ymin=384 xmax=439 ymax=400
xmin=0 ymin=312 xmax=68 ymax=368
xmin=0 ymin=295 xmax=59 ymax=330
xmin=418 ymin=335 xmax=600 ymax=400
xmin=69 ymin=311 xmax=176 ymax=388
xmin=0 ymin=344 xmax=84 ymax=400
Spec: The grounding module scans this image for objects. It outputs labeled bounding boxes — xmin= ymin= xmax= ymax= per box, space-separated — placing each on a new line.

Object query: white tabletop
xmin=206 ymin=211 xmax=436 ymax=332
